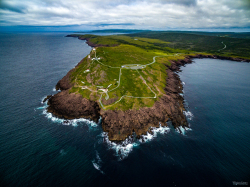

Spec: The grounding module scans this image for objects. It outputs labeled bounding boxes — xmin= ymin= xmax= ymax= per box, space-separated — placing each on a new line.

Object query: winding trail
xmin=87 ymin=50 xmax=182 ymax=109
xmin=218 ymin=41 xmax=226 ymax=51
xmin=81 ymin=41 xmax=226 ymax=109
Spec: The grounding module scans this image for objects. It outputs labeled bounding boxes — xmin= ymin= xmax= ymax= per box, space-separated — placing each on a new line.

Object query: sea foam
xmin=139 ymin=124 xmax=170 ymax=143
xmin=41 ymin=96 xmax=47 ymax=104
xmin=38 ymin=96 xmax=99 ymax=127
xmin=92 ymin=151 xmax=104 ymax=174
xmin=101 ymin=123 xmax=170 ymax=160
xmin=175 ymin=126 xmax=192 ymax=135
xmin=101 ymin=132 xmax=139 ymax=160
xmin=183 ymin=110 xmax=194 ymax=120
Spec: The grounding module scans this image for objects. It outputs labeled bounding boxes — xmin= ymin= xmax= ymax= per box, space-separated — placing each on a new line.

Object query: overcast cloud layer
xmin=0 ymin=0 xmax=250 ymax=30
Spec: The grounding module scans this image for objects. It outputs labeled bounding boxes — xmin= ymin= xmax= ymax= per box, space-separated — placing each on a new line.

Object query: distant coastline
xmin=74 ymin=29 xmax=151 ymax=34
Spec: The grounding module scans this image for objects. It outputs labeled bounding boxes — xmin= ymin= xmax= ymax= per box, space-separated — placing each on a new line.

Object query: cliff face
xmin=47 ymin=91 xmax=100 ymax=122
xmin=55 ymin=69 xmax=74 ymax=91
xmin=46 ymin=52 xmax=249 ymax=141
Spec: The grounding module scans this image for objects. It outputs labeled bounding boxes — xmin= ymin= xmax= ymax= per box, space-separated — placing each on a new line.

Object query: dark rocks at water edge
xmin=47 ymin=91 xmax=100 ymax=123
xmin=43 ymin=95 xmax=52 ymax=103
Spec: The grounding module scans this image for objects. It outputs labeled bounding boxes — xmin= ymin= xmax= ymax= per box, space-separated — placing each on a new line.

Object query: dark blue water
xmin=0 ymin=33 xmax=249 ymax=187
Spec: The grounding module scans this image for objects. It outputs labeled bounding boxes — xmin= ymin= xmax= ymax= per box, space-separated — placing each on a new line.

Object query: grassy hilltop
xmin=68 ymin=32 xmax=249 ymax=111
xmin=127 ymin=31 xmax=250 ymax=58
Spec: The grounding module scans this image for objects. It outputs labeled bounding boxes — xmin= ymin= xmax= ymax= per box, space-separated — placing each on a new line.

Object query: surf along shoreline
xmin=45 ymin=35 xmax=250 ymax=142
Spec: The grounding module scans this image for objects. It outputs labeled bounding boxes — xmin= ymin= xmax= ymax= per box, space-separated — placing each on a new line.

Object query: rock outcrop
xmin=47 ymin=91 xmax=100 ymax=123
xmin=43 ymin=95 xmax=52 ymax=103
xmin=55 ymin=69 xmax=74 ymax=91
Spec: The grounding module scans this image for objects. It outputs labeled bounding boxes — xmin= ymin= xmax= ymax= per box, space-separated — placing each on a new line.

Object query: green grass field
xmin=68 ymin=31 xmax=249 ymax=110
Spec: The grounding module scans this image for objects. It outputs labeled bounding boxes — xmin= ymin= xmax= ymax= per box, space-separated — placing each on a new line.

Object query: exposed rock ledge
xmin=46 ymin=53 xmax=249 ymax=141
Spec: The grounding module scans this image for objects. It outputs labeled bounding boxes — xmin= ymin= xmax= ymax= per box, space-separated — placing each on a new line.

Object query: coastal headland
xmin=46 ymin=32 xmax=250 ymax=141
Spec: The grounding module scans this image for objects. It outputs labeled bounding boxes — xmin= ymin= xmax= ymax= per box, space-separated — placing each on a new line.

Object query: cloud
xmin=0 ymin=1 xmax=25 ymax=13
xmin=96 ymin=23 xmax=135 ymax=27
xmin=0 ymin=0 xmax=249 ymax=30
xmin=157 ymin=0 xmax=197 ymax=6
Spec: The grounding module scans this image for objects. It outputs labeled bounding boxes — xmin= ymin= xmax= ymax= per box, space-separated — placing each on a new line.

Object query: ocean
xmin=0 ymin=32 xmax=249 ymax=187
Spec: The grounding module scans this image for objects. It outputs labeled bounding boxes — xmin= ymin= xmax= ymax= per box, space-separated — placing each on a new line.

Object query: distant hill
xmin=75 ymin=29 xmax=151 ymax=34
xmin=126 ymin=31 xmax=250 ymax=58
xmin=186 ymin=31 xmax=250 ymax=39
xmin=76 ymin=30 xmax=250 ymax=39
xmin=146 ymin=31 xmax=250 ymax=39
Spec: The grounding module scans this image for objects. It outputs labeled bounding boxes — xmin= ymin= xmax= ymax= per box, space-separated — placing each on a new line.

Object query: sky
xmin=0 ymin=0 xmax=250 ymax=31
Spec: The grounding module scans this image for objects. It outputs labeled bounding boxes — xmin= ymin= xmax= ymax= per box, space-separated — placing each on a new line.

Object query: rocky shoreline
xmin=46 ymin=38 xmax=250 ymax=141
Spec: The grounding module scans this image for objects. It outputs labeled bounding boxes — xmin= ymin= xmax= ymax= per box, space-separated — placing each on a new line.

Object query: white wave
xmin=185 ymin=127 xmax=192 ymax=131
xmin=175 ymin=126 xmax=192 ymax=135
xmin=95 ymin=151 xmax=101 ymax=163
xmin=139 ymin=132 xmax=154 ymax=143
xmin=53 ymin=88 xmax=56 ymax=91
xmin=139 ymin=124 xmax=170 ymax=143
xmin=92 ymin=161 xmax=104 ymax=174
xmin=36 ymin=106 xmax=47 ymax=110
xmin=41 ymin=96 xmax=48 ymax=104
xmin=92 ymin=162 xmax=100 ymax=170
xmin=101 ymin=132 xmax=139 ymax=160
xmin=179 ymin=126 xmax=185 ymax=134
xmin=182 ymin=81 xmax=185 ymax=85
xmin=100 ymin=123 xmax=192 ymax=160
xmin=101 ymin=123 xmax=170 ymax=160
xmin=97 ymin=117 xmax=102 ymax=125
xmin=39 ymin=100 xmax=98 ymax=127
xmin=43 ymin=109 xmax=98 ymax=127
xmin=92 ymin=151 xmax=104 ymax=174
xmin=183 ymin=111 xmax=194 ymax=120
